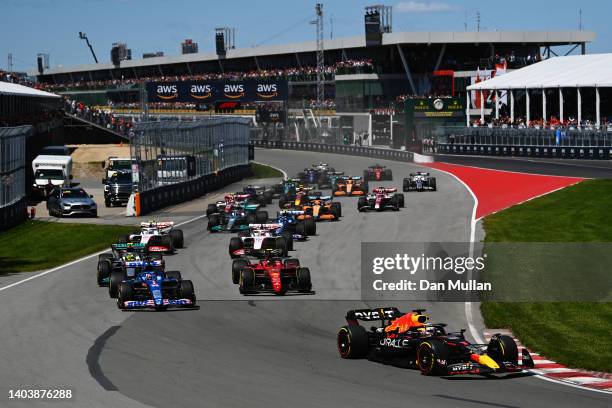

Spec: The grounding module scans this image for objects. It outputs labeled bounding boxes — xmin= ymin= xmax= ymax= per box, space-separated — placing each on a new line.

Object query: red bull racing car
xmin=337 ymin=307 xmax=534 ymax=376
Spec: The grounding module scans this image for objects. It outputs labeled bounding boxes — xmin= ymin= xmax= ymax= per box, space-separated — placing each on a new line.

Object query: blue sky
xmin=1 ymin=0 xmax=609 ymax=72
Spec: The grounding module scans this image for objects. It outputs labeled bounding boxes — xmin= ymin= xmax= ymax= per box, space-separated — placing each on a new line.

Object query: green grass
xmin=250 ymin=162 xmax=283 ymax=178
xmin=482 ymin=179 xmax=612 ymax=372
xmin=0 ymin=220 xmax=134 ymax=274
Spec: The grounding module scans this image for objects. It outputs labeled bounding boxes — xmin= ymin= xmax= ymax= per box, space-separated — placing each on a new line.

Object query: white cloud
xmin=396 ymin=1 xmax=459 ymax=13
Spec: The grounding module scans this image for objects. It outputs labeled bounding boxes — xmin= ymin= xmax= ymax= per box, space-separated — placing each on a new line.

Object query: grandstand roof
xmin=0 ymin=82 xmax=60 ymax=98
xmin=467 ymin=53 xmax=612 ymax=90
xmin=35 ymin=30 xmax=594 ymax=76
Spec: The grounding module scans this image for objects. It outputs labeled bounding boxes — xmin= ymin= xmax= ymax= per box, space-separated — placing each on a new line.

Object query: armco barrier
xmin=137 ymin=164 xmax=252 ymax=216
xmin=252 ymin=140 xmax=415 ymax=162
xmin=0 ymin=197 xmax=27 ymax=232
xmin=438 ymin=143 xmax=612 ymax=160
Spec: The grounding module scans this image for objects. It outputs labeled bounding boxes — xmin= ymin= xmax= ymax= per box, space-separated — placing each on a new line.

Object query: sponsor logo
xmin=190 ymin=84 xmax=213 ymax=99
xmin=156 ymin=84 xmax=178 ymax=100
xmin=353 ymin=309 xmax=396 ymax=320
xmin=380 ymin=338 xmax=411 ymax=348
xmin=223 ymin=84 xmax=245 ymax=99
xmin=256 ymin=83 xmax=278 ymax=99
xmin=433 ymin=98 xmax=444 ymax=110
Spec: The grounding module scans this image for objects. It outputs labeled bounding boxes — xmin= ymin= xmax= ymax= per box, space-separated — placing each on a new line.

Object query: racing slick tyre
xmin=179 ymin=279 xmax=196 ymax=306
xmin=487 ymin=335 xmax=519 ymax=366
xmin=109 ymin=270 xmax=126 ymax=298
xmin=117 ymin=282 xmax=134 ymax=310
xmin=430 ymin=177 xmax=437 ymax=191
xmin=357 ymin=196 xmax=367 ymax=212
xmin=232 ymin=259 xmax=249 ymax=284
xmin=255 ymin=210 xmax=269 ymax=223
xmin=165 ymin=270 xmax=182 ymax=281
xmin=363 ymin=170 xmax=369 ymax=181
xmin=229 ymin=237 xmax=244 ymax=258
xmin=282 ymin=231 xmax=294 ymax=251
xmin=206 ymin=204 xmax=217 ymax=217
xmin=384 ymin=169 xmax=393 ymax=180
xmin=276 ymin=237 xmax=289 ymax=257
xmin=337 ymin=324 xmax=368 ymax=359
xmin=402 ymin=180 xmax=410 ymax=192
xmin=284 ymin=258 xmax=300 ymax=268
xmin=331 ymin=201 xmax=342 ymax=218
xmin=264 ymin=190 xmax=274 ymax=204
xmin=97 ymin=260 xmax=111 ymax=286
xmin=170 ymin=229 xmax=184 ymax=248
xmin=417 ymin=339 xmax=449 ymax=375
xmin=296 ymin=221 xmax=306 ymax=236
xmin=256 ymin=195 xmax=266 ymax=207
xmin=390 ymin=196 xmax=400 ymax=211
xmin=304 ymin=218 xmax=316 ymax=235
xmin=246 ymin=212 xmax=256 ymax=224
xmin=207 ymin=214 xmax=221 ymax=232
xmin=362 ymin=181 xmax=369 ymax=194
xmin=296 ymin=267 xmax=312 ymax=292
xmin=238 ymin=268 xmax=255 ymax=294
xmin=117 ymin=234 xmax=130 ymax=244
xmin=98 ymin=253 xmax=113 ymax=262
xmin=278 ymin=195 xmax=289 ymax=208
xmin=394 ymin=193 xmax=405 ymax=208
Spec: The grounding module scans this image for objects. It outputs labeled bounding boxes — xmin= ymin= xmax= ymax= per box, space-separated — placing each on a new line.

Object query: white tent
xmin=0 ymin=81 xmax=59 ymax=98
xmin=465 ymin=53 xmax=612 ymax=127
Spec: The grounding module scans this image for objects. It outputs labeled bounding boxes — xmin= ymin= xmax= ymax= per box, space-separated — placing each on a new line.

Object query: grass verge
xmin=482 ymin=179 xmax=612 ymax=372
xmin=0 ymin=220 xmax=134 ymax=275
xmin=250 ymin=162 xmax=283 ymax=178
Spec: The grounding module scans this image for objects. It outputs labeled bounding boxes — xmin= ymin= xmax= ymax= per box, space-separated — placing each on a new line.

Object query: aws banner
xmin=146 ymin=80 xmax=288 ymax=103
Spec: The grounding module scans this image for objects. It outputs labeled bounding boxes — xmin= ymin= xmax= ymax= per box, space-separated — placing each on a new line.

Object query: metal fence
xmin=440 ymin=126 xmax=612 ymax=147
xmin=130 ymin=118 xmax=250 ymax=193
xmin=0 ymin=126 xmax=29 ymax=207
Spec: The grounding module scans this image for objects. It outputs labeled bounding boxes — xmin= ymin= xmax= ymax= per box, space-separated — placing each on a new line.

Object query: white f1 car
xmin=119 ymin=221 xmax=184 ymax=254
xmin=228 ymin=223 xmax=291 ymax=258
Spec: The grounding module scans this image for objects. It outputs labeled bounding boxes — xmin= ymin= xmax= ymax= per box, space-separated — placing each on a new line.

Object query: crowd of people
xmin=469 ymin=115 xmax=612 ymax=131
xmin=42 ymin=59 xmax=375 ymax=91
xmin=64 ymin=97 xmax=135 ymax=136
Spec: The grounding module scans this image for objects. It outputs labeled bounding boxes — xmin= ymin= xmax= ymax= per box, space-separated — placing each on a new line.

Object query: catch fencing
xmin=0 ymin=126 xmax=29 ymax=230
xmin=130 ymin=118 xmax=251 ymax=215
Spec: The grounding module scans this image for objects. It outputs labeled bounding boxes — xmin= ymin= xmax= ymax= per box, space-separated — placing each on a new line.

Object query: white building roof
xmin=33 ymin=30 xmax=594 ymax=76
xmin=468 ymin=53 xmax=612 ymax=90
xmin=0 ymin=81 xmax=60 ymax=98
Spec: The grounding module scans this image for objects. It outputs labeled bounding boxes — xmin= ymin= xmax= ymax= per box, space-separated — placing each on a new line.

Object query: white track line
xmin=251 ymin=161 xmax=288 ymax=179
xmin=0 ymin=213 xmax=208 ymax=294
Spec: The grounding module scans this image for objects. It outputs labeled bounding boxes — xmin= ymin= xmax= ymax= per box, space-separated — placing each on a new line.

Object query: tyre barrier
xmin=137 ymin=164 xmax=252 ymax=216
xmin=0 ymin=197 xmax=27 ymax=232
xmin=252 ymin=140 xmax=414 ymax=163
xmin=438 ymin=143 xmax=612 ymax=160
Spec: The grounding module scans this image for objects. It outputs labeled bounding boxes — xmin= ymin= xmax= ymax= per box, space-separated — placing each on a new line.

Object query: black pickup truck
xmin=103 ymin=171 xmax=133 ymax=207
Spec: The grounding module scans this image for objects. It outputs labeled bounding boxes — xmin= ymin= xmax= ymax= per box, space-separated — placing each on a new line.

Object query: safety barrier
xmin=251 ymin=140 xmax=414 ymax=163
xmin=136 ymin=164 xmax=252 ymax=216
xmin=437 ymin=143 xmax=612 ymax=160
xmin=0 ymin=197 xmax=27 ymax=231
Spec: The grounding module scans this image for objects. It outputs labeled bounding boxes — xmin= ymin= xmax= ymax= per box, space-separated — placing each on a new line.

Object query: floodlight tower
xmin=311 ymin=3 xmax=325 ymax=109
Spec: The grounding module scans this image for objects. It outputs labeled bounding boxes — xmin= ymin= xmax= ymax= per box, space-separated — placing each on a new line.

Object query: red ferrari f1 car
xmin=231 ymin=255 xmax=312 ymax=295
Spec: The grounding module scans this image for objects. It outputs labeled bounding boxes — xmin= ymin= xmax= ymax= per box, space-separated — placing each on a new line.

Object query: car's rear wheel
xmin=229 ymin=237 xmax=244 ymax=258
xmin=417 ymin=340 xmax=449 ymax=375
xmin=282 ymin=231 xmax=294 ymax=251
xmin=207 ymin=214 xmax=221 ymax=232
xmin=117 ymin=282 xmax=134 ymax=309
xmin=109 ymin=270 xmax=126 ymax=298
xmin=169 ymin=229 xmax=184 ymax=248
xmin=337 ymin=324 xmax=369 ymax=359
xmin=206 ymin=204 xmax=217 ymax=217
xmin=357 ymin=197 xmax=367 ymax=212
xmin=97 ymin=260 xmax=111 ymax=286
xmin=487 ymin=335 xmax=518 ymax=366
xmin=431 ymin=178 xmax=437 ymax=191
xmin=239 ymin=268 xmax=255 ymax=294
xmin=165 ymin=270 xmax=182 ymax=281
xmin=180 ymin=280 xmax=196 ymax=305
xmin=331 ymin=201 xmax=342 ymax=218
xmin=232 ymin=259 xmax=249 ymax=284
xmin=304 ymin=218 xmax=316 ymax=235
xmin=264 ymin=190 xmax=274 ymax=204
xmin=256 ymin=210 xmax=268 ymax=223
xmin=98 ymin=253 xmax=113 ymax=262
xmin=276 ymin=237 xmax=288 ymax=257
xmin=396 ymin=193 xmax=405 ymax=208
xmin=296 ymin=267 xmax=312 ymax=292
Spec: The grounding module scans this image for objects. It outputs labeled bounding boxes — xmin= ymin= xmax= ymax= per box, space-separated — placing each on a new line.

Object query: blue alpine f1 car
xmin=114 ymin=269 xmax=196 ymax=311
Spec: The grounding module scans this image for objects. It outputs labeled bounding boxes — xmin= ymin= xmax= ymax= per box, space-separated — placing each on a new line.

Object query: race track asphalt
xmin=0 ymin=149 xmax=609 ymax=408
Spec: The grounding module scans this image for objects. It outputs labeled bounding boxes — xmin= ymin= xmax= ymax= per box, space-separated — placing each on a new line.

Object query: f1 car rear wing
xmin=112 ymin=242 xmax=146 ymax=251
xmin=140 ymin=221 xmax=174 ymax=229
xmin=346 ymin=307 xmax=401 ymax=323
xmin=339 ymin=176 xmax=362 ymax=181
xmin=327 ymin=171 xmax=344 ymax=175
xmin=372 ymin=187 xmax=397 ymax=194
xmin=278 ymin=209 xmax=305 ymax=216
xmin=248 ymin=223 xmax=281 ymax=230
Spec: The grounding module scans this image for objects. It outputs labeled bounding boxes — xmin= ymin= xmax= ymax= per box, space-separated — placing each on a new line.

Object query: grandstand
xmin=31 ymin=30 xmax=594 ymax=146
